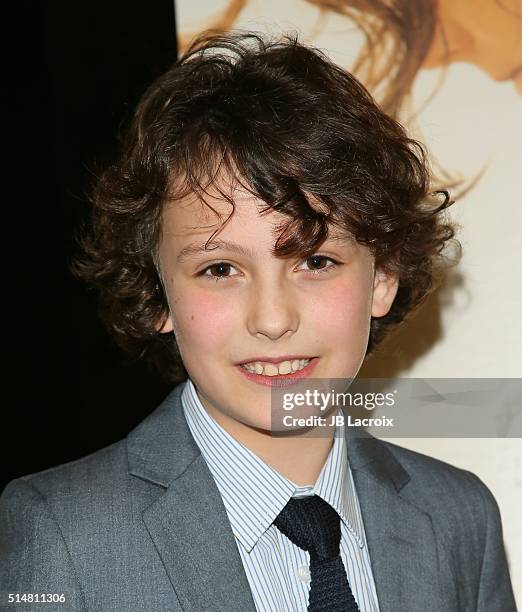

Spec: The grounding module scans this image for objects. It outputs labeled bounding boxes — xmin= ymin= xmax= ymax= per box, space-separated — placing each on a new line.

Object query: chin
xmin=237 ymin=414 xmax=273 ymax=434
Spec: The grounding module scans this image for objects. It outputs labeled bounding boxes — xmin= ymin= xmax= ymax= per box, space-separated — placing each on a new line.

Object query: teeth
xmin=241 ymin=358 xmax=311 ymax=376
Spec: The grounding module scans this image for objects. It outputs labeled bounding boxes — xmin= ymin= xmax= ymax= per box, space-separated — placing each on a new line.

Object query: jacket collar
xmin=126 ymin=381 xmax=410 ymax=492
xmin=126 ymin=382 xmax=200 ymax=487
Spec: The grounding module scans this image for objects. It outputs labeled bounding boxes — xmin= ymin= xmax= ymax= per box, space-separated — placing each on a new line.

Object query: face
xmin=155 ymin=179 xmax=398 ymax=436
xmin=423 ymin=0 xmax=522 ymax=93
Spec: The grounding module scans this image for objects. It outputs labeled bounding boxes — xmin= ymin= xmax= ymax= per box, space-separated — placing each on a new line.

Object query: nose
xmin=246 ymin=276 xmax=299 ymax=341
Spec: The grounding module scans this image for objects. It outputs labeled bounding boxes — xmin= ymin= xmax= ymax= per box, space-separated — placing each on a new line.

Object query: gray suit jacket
xmin=0 ymin=382 xmax=517 ymax=612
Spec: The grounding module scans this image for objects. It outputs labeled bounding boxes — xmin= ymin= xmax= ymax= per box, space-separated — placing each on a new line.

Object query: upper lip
xmin=237 ymin=355 xmax=316 ymax=365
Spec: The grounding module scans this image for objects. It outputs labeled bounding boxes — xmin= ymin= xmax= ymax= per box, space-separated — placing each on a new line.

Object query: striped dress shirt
xmin=182 ymin=378 xmax=380 ymax=612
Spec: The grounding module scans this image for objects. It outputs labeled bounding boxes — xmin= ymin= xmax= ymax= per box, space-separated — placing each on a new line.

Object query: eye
xmin=199 ymin=262 xmax=239 ymax=282
xmin=300 ymin=255 xmax=340 ymax=275
xmin=198 ymin=255 xmax=341 ymax=283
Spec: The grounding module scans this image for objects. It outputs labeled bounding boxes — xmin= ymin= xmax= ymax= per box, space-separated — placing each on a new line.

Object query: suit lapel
xmin=127 ymin=383 xmax=256 ymax=611
xmin=346 ymin=430 xmax=456 ymax=611
xmin=352 ymin=467 xmax=443 ymax=611
xmin=142 ymin=456 xmax=256 ymax=611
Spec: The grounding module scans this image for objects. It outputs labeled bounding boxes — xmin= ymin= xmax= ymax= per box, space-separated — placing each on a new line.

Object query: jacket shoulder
xmin=380 ymin=439 xmax=490 ymax=494
xmin=380 ymin=438 xmax=496 ymax=508
xmin=0 ymin=439 xmax=134 ymax=543
xmin=3 ymin=439 xmax=127 ymax=500
xmin=377 ymin=439 xmax=503 ymax=553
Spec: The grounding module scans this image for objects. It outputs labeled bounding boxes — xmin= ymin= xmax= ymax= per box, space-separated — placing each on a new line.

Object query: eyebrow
xmin=175 ymin=234 xmax=355 ymax=264
xmin=176 ymin=239 xmax=258 ymax=263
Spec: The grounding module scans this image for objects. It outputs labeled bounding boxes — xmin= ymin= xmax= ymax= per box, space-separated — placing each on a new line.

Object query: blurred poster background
xmin=175 ymin=0 xmax=522 ymax=600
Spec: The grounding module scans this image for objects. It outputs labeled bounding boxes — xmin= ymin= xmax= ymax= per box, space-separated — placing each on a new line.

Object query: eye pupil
xmin=213 ymin=263 xmax=230 ymax=276
xmin=309 ymin=255 xmax=325 ymax=269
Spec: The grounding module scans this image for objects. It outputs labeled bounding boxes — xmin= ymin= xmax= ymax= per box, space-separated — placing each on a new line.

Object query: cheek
xmin=308 ymin=275 xmax=373 ymax=338
xmin=171 ymin=286 xmax=236 ymax=350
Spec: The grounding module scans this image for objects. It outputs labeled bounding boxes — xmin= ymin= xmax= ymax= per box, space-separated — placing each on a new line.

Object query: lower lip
xmin=236 ymin=358 xmax=319 ymax=387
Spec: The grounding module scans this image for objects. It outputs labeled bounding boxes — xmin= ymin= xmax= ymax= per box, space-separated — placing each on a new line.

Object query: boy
xmin=0 ymin=31 xmax=516 ymax=611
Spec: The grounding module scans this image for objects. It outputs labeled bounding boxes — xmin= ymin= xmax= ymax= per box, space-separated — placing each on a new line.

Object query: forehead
xmin=163 ymin=180 xmax=265 ymax=233
xmin=161 ymin=177 xmax=355 ymax=248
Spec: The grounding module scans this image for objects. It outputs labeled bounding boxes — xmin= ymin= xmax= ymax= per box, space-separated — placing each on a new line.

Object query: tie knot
xmin=273 ymin=495 xmax=342 ymax=562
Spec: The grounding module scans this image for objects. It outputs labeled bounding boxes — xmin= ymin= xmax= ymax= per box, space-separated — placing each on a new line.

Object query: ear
xmin=155 ymin=312 xmax=174 ymax=334
xmin=371 ymin=267 xmax=399 ymax=317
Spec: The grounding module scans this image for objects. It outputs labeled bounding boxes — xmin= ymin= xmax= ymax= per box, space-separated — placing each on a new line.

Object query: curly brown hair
xmin=71 ymin=30 xmax=459 ymax=384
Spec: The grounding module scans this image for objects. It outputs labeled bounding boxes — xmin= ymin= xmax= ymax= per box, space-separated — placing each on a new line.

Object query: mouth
xmin=236 ymin=356 xmax=319 ymax=387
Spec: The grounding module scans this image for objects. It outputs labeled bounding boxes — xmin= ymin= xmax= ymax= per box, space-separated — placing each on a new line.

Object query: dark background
xmin=2 ymin=1 xmax=177 ymax=491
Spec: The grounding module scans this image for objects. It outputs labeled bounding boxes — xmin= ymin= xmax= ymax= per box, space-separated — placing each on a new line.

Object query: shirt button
xmin=297 ymin=565 xmax=311 ymax=582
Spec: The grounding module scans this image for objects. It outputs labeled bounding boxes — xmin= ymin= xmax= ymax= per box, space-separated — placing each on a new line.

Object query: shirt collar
xmin=181 ymin=378 xmax=365 ymax=552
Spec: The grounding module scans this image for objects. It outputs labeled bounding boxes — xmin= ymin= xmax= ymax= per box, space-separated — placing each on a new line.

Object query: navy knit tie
xmin=274 ymin=495 xmax=360 ymax=611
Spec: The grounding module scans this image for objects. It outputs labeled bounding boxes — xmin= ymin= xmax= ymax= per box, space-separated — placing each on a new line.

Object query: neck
xmin=201 ymin=399 xmax=336 ymax=486
xmin=251 ymin=432 xmax=335 ymax=486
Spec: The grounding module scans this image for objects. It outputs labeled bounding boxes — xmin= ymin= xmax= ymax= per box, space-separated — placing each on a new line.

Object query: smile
xmin=241 ymin=358 xmax=311 ymax=376
xmin=236 ymin=357 xmax=319 ymax=387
